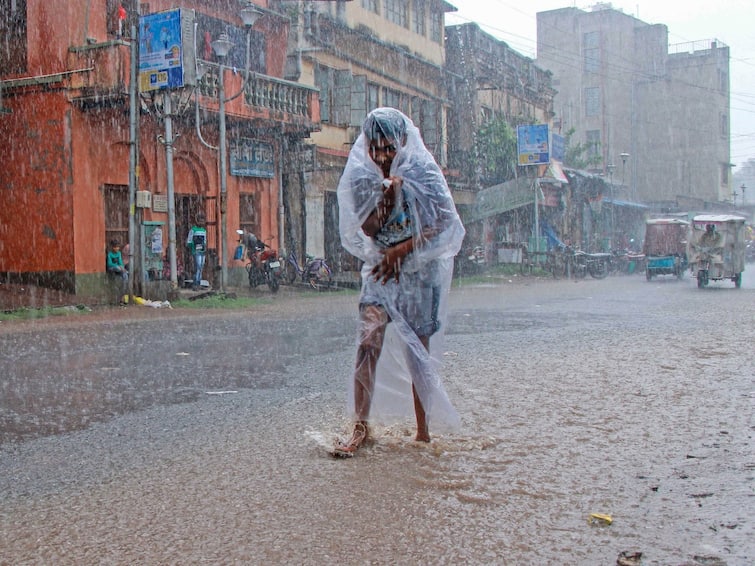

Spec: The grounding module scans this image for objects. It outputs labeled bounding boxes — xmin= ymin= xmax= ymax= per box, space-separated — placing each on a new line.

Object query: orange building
xmin=0 ymin=0 xmax=319 ymax=299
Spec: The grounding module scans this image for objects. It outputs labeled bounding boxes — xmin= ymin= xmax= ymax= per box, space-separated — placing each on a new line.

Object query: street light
xmin=210 ymin=4 xmax=263 ymax=292
xmin=620 ymin=152 xmax=629 ymax=201
xmin=741 ymin=183 xmax=746 ymax=206
xmin=607 ymin=163 xmax=616 ymax=249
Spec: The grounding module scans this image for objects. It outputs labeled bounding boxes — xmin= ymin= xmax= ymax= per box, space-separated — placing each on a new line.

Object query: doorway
xmin=176 ymin=195 xmax=217 ymax=287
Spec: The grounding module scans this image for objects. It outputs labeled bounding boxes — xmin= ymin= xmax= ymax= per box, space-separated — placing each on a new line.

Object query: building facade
xmin=0 ymin=0 xmax=319 ymax=297
xmin=272 ymin=0 xmax=456 ymax=275
xmin=536 ymin=5 xmax=731 ymax=208
xmin=445 ymin=22 xmax=557 ymax=259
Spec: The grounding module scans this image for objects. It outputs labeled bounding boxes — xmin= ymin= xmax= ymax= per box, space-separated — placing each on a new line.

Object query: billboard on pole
xmin=517 ymin=124 xmax=550 ymax=165
xmin=138 ymin=9 xmax=196 ymax=92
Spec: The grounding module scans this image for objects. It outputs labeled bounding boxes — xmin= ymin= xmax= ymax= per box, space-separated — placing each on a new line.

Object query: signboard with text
xmin=517 ymin=124 xmax=550 ymax=165
xmin=138 ymin=9 xmax=189 ymax=92
xmin=230 ymin=138 xmax=275 ymax=179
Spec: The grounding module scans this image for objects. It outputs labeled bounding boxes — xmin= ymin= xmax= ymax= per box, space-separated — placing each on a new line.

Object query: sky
xmin=445 ymin=0 xmax=755 ymax=174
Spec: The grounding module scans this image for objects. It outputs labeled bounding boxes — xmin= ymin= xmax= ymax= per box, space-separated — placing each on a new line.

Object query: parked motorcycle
xmin=236 ymin=230 xmax=282 ymax=293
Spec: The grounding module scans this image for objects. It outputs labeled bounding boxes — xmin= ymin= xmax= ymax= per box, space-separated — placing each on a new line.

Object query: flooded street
xmin=1 ymin=272 xmax=753 ymax=565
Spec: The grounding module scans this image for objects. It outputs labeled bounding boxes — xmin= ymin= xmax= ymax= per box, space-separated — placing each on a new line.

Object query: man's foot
xmin=331 ymin=421 xmax=370 ymax=458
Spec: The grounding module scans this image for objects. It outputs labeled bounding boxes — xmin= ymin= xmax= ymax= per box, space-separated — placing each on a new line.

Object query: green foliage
xmin=562 ymin=127 xmax=602 ymax=170
xmin=476 ymin=116 xmax=519 ymax=185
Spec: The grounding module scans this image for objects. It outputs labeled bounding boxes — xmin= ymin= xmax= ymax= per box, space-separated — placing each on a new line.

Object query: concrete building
xmin=536 ymin=4 xmax=731 ymax=208
xmin=0 ymin=1 xmax=319 ymax=298
xmin=274 ymin=0 xmax=456 ymax=274
xmin=444 ymin=22 xmax=557 ymax=259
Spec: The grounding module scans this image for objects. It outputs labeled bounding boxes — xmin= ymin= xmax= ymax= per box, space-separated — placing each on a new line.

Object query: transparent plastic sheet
xmin=337 ymin=108 xmax=465 ymax=431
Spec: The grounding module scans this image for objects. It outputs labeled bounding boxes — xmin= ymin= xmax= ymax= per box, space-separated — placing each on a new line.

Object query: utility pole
xmin=128 ymin=23 xmax=138 ymax=303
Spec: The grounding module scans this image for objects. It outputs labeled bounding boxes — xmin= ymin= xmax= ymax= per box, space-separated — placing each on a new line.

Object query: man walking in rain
xmin=334 ymin=107 xmax=465 ymax=457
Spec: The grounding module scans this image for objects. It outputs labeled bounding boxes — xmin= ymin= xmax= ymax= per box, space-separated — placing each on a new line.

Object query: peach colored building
xmin=0 ymin=0 xmax=319 ymax=299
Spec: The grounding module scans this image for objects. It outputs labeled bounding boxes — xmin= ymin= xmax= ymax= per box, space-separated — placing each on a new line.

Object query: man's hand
xmin=371 ymin=238 xmax=413 ymax=284
xmin=362 ymin=176 xmax=403 ymax=237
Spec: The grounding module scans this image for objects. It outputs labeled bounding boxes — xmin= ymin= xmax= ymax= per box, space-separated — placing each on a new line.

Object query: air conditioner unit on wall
xmin=136 ymin=190 xmax=152 ymax=208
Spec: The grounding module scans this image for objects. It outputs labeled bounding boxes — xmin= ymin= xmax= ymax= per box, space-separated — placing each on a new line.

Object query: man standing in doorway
xmin=187 ymin=213 xmax=208 ymax=290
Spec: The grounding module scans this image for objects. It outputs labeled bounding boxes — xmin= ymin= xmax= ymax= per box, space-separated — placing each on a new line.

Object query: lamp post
xmin=210 ymin=5 xmax=262 ymax=293
xmin=211 ymin=33 xmax=233 ymax=293
xmin=741 ymin=183 xmax=746 ymax=206
xmin=607 ymin=163 xmax=616 ymax=249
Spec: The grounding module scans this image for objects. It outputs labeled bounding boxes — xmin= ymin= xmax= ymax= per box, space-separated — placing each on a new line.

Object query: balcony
xmin=67 ymin=40 xmax=132 ymax=106
xmin=197 ymin=62 xmax=320 ymax=134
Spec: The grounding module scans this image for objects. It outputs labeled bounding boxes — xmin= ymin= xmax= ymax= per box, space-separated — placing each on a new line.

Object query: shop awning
xmin=542 ymin=160 xmax=568 ymax=184
xmin=604 ymin=198 xmax=649 ymax=209
xmin=461 ymin=177 xmax=535 ymax=223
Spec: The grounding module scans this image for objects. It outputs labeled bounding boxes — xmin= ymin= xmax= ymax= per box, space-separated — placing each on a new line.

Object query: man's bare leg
xmin=334 ymin=305 xmax=387 ymax=455
xmin=413 ymin=335 xmax=431 ymax=442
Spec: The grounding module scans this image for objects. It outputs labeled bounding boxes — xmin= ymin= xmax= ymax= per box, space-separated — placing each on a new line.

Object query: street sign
xmin=517 ymin=124 xmax=550 ymax=165
xmin=138 ymin=9 xmax=196 ymax=92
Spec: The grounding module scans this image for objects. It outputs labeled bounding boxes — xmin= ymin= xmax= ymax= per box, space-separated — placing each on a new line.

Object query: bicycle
xmin=284 ymin=250 xmax=333 ymax=290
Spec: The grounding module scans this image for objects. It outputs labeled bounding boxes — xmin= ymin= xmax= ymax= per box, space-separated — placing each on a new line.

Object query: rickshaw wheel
xmin=697 ymin=270 xmax=708 ymax=288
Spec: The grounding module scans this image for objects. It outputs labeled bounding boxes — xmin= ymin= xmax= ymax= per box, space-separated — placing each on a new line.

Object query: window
xmin=720 ymin=113 xmax=728 ymax=137
xmin=315 ymin=65 xmax=331 ymax=123
xmin=104 ymin=185 xmax=129 ymax=256
xmin=586 ymin=130 xmax=601 ymax=159
xmin=429 ymin=9 xmax=442 ymax=43
xmin=412 ymin=0 xmax=426 ymax=36
xmin=584 ymin=87 xmax=600 ymax=117
xmin=367 ymin=83 xmax=380 ymax=112
xmin=0 ymin=0 xmax=27 ymax=74
xmin=315 ymin=65 xmax=351 ymax=125
xmin=720 ymin=164 xmax=729 ymax=186
xmin=361 ymin=0 xmax=379 ymax=14
xmin=583 ymin=31 xmax=600 ymax=74
xmin=239 ymin=193 xmax=258 ymax=236
xmin=382 ymin=87 xmax=401 ymax=110
xmin=384 ymin=0 xmax=408 ymax=28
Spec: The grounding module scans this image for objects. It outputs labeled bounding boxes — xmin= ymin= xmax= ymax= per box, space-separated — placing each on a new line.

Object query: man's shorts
xmin=359 ymin=269 xmax=440 ymax=337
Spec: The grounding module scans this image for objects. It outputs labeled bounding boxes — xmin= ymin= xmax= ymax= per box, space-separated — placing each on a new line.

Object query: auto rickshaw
xmin=686 ymin=214 xmax=746 ymax=288
xmin=643 ymin=218 xmax=689 ymax=280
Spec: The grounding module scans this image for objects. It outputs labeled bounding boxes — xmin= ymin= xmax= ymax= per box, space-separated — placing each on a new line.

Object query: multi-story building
xmin=273 ymin=0 xmax=456 ymax=273
xmin=445 ymin=22 xmax=557 ymax=256
xmin=0 ymin=0 xmax=319 ymax=298
xmin=536 ymin=5 xmax=731 ymax=208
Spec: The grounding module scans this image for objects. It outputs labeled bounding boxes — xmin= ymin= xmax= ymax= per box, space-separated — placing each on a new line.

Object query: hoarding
xmin=230 ymin=138 xmax=275 ymax=179
xmin=138 ymin=9 xmax=195 ymax=92
xmin=551 ymin=132 xmax=565 ymax=162
xmin=517 ymin=124 xmax=550 ymax=165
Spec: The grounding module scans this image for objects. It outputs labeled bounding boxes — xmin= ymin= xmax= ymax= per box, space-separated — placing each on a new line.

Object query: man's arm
xmin=362 ymin=178 xmax=398 ymax=237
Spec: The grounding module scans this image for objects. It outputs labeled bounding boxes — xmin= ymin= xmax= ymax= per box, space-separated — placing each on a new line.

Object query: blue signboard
xmin=230 ymin=138 xmax=275 ymax=179
xmin=517 ymin=124 xmax=550 ymax=165
xmin=551 ymin=132 xmax=565 ymax=162
xmin=138 ymin=9 xmax=185 ymax=92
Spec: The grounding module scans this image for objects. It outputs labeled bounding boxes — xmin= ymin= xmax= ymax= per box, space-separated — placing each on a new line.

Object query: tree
xmin=476 ymin=116 xmax=519 ymax=185
xmin=562 ymin=127 xmax=602 ymax=170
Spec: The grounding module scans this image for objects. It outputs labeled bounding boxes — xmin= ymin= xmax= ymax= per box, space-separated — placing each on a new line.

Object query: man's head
xmin=196 ymin=213 xmax=206 ymax=225
xmin=706 ymin=224 xmax=715 ymax=233
xmin=110 ymin=239 xmax=120 ymax=250
xmin=363 ymin=108 xmax=407 ymax=176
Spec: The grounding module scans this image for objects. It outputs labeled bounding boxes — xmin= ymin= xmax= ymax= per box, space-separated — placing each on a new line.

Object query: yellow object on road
xmin=589 ymin=513 xmax=613 ymax=525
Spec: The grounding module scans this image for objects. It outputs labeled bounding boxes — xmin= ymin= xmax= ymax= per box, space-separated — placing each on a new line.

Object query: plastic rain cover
xmin=337 ymin=108 xmax=465 ymax=432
